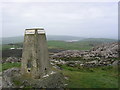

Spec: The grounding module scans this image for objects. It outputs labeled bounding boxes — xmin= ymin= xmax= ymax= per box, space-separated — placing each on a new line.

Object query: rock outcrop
xmin=2 ymin=68 xmax=65 ymax=88
xmin=50 ymin=42 xmax=119 ymax=67
xmin=2 ymin=42 xmax=119 ymax=68
xmin=51 ymin=42 xmax=118 ymax=60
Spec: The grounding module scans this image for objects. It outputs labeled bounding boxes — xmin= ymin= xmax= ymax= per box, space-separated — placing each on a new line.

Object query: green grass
xmin=1 ymin=62 xmax=21 ymax=72
xmin=1 ymin=62 xmax=118 ymax=88
xmin=2 ymin=44 xmax=21 ymax=50
xmin=2 ymin=40 xmax=94 ymax=51
xmin=61 ymin=65 xmax=118 ymax=88
xmin=2 ymin=44 xmax=12 ymax=50
xmin=48 ymin=40 xmax=93 ymax=50
xmin=2 ymin=40 xmax=117 ymax=51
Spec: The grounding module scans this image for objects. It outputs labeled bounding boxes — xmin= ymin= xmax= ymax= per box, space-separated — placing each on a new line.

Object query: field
xmin=2 ymin=38 xmax=117 ymax=50
xmin=61 ymin=65 xmax=118 ymax=88
xmin=2 ymin=40 xmax=94 ymax=51
xmin=2 ymin=39 xmax=117 ymax=59
xmin=1 ymin=62 xmax=21 ymax=72
xmin=2 ymin=40 xmax=95 ymax=58
xmin=1 ymin=38 xmax=118 ymax=88
xmin=48 ymin=40 xmax=94 ymax=50
xmin=1 ymin=62 xmax=118 ymax=88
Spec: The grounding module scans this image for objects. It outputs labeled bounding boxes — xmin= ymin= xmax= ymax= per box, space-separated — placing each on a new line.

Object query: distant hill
xmin=1 ymin=35 xmax=117 ymax=44
xmin=80 ymin=38 xmax=117 ymax=43
xmin=47 ymin=35 xmax=84 ymax=41
xmin=2 ymin=35 xmax=84 ymax=44
xmin=2 ymin=36 xmax=24 ymax=44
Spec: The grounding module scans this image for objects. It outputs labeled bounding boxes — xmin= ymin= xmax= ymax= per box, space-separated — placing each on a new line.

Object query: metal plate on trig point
xmin=25 ymin=30 xmax=35 ymax=34
xmin=37 ymin=30 xmax=45 ymax=34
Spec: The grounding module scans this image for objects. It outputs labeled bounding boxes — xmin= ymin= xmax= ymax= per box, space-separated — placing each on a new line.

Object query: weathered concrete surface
xmin=2 ymin=68 xmax=65 ymax=88
xmin=21 ymin=28 xmax=51 ymax=79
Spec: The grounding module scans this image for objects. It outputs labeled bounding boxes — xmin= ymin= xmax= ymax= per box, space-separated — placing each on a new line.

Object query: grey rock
xmin=2 ymin=68 xmax=65 ymax=88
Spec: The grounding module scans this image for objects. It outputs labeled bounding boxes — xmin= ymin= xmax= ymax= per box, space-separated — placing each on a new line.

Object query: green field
xmin=2 ymin=39 xmax=115 ymax=51
xmin=2 ymin=36 xmax=117 ymax=51
xmin=61 ymin=65 xmax=118 ymax=88
xmin=47 ymin=40 xmax=94 ymax=50
xmin=1 ymin=63 xmax=118 ymax=88
xmin=0 ymin=62 xmax=21 ymax=72
xmin=2 ymin=40 xmax=93 ymax=51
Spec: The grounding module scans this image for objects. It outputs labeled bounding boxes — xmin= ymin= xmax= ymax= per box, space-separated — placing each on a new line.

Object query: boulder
xmin=2 ymin=68 xmax=65 ymax=88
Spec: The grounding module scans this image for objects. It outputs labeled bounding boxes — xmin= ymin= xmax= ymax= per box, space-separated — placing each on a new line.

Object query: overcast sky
xmin=1 ymin=0 xmax=118 ymax=39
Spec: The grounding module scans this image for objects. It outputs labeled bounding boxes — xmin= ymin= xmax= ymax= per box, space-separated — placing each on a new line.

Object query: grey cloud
xmin=2 ymin=2 xmax=118 ymax=39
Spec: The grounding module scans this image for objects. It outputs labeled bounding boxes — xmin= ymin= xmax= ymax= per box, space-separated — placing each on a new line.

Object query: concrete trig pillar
xmin=21 ymin=28 xmax=51 ymax=79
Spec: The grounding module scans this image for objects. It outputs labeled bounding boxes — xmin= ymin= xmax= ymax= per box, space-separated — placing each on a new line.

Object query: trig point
xmin=21 ymin=28 xmax=51 ymax=78
xmin=2 ymin=28 xmax=65 ymax=88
